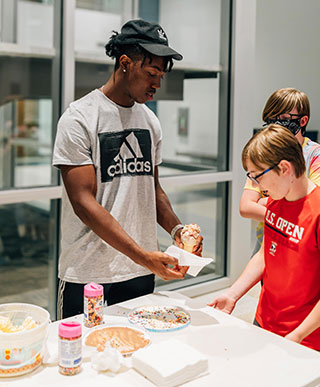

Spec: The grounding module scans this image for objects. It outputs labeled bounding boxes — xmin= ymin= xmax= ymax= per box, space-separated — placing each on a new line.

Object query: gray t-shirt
xmin=52 ymin=89 xmax=162 ymax=283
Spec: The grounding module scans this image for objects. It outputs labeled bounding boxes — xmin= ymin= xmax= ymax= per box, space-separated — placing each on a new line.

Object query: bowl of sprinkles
xmin=128 ymin=305 xmax=191 ymax=332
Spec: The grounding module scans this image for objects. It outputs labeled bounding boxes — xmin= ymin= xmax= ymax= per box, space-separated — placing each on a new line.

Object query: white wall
xmin=228 ymin=0 xmax=320 ymax=282
xmin=253 ymin=0 xmax=320 ymax=133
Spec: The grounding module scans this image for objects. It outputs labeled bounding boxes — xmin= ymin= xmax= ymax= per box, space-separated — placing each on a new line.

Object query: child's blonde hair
xmin=242 ymin=124 xmax=305 ymax=177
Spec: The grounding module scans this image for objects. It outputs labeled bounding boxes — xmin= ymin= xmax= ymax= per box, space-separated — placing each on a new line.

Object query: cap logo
xmin=157 ymin=28 xmax=167 ymax=41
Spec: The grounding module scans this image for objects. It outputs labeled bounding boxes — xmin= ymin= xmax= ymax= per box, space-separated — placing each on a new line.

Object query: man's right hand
xmin=143 ymin=251 xmax=187 ymax=281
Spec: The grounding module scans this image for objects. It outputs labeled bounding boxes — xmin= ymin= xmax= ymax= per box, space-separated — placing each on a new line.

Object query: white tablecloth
xmin=2 ymin=291 xmax=320 ymax=386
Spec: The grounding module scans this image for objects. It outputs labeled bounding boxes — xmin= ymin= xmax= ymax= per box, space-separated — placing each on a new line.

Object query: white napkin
xmin=132 ymin=338 xmax=208 ymax=387
xmin=165 ymin=245 xmax=213 ymax=276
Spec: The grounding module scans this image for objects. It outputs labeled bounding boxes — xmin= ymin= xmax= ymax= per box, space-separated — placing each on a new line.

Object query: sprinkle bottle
xmin=58 ymin=321 xmax=82 ymax=376
xmin=84 ymin=282 xmax=104 ymax=328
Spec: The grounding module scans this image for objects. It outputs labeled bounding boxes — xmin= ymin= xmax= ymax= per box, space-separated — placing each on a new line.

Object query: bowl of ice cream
xmin=0 ymin=303 xmax=50 ymax=377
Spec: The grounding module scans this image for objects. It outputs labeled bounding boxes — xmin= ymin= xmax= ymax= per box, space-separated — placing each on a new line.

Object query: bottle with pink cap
xmin=58 ymin=321 xmax=82 ymax=375
xmin=84 ymin=282 xmax=104 ymax=328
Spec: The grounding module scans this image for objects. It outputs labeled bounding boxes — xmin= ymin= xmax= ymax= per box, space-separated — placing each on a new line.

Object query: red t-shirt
xmin=255 ymin=186 xmax=320 ymax=351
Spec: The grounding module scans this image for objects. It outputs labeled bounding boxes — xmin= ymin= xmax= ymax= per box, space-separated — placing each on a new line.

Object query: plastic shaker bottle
xmin=58 ymin=321 xmax=82 ymax=375
xmin=84 ymin=282 xmax=104 ymax=328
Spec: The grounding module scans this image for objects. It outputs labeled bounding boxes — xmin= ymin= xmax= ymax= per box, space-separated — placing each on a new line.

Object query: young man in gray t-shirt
xmin=53 ymin=19 xmax=202 ymax=319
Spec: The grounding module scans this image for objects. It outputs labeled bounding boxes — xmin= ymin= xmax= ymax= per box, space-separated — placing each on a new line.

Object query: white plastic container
xmin=0 ymin=303 xmax=50 ymax=377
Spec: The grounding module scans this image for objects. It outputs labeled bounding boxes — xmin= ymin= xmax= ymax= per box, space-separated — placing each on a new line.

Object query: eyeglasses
xmin=275 ymin=113 xmax=303 ymax=120
xmin=246 ymin=164 xmax=278 ymax=185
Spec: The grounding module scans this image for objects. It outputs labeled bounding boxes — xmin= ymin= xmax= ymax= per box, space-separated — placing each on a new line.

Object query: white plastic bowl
xmin=0 ymin=303 xmax=50 ymax=377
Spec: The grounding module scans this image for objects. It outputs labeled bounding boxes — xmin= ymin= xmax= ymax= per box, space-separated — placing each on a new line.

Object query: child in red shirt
xmin=209 ymin=124 xmax=320 ymax=351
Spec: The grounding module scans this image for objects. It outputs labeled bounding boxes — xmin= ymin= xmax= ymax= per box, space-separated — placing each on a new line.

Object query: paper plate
xmin=84 ymin=324 xmax=151 ymax=356
xmin=128 ymin=305 xmax=191 ymax=332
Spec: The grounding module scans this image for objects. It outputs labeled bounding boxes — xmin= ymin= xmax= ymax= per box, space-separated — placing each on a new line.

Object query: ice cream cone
xmin=181 ymin=223 xmax=201 ymax=255
xmin=183 ymin=243 xmax=195 ymax=253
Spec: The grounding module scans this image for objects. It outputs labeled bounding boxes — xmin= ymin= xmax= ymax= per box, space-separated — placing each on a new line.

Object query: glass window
xmin=0 ymin=70 xmax=53 ymax=189
xmin=0 ymin=0 xmax=54 ymax=47
xmin=0 ymin=200 xmax=58 ymax=317
xmin=76 ymin=0 xmax=124 ymax=13
xmin=74 ymin=0 xmax=128 ymax=99
xmin=157 ymin=76 xmax=220 ymax=175
xmin=156 ymin=182 xmax=227 ymax=288
xmin=75 ymin=62 xmax=112 ymax=101
xmin=157 ymin=0 xmax=222 ymax=174
xmin=75 ymin=0 xmax=125 ymax=57
xmin=0 ymin=0 xmax=61 ymax=318
xmin=0 ymin=0 xmax=57 ymax=189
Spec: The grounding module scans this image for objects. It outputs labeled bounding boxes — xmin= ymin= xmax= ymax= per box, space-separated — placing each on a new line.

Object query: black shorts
xmin=253 ymin=318 xmax=261 ymax=327
xmin=57 ymin=274 xmax=155 ymax=320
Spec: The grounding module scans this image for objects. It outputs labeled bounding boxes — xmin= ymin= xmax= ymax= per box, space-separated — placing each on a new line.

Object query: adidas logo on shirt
xmin=99 ymin=129 xmax=153 ymax=182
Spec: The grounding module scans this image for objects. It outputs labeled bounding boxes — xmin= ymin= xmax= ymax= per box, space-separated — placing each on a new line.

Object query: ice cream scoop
xmin=181 ymin=223 xmax=201 ymax=253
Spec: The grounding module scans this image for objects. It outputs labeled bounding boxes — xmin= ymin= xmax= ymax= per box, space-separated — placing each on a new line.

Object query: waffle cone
xmin=183 ymin=243 xmax=195 ymax=253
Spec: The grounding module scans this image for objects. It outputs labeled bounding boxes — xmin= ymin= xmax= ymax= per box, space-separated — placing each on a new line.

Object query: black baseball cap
xmin=116 ymin=19 xmax=183 ymax=61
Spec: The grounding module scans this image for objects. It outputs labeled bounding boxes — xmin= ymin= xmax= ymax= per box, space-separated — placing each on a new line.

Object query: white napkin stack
xmin=132 ymin=339 xmax=208 ymax=387
xmin=165 ymin=245 xmax=213 ymax=276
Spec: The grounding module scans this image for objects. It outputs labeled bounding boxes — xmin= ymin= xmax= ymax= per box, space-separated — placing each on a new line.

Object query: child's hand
xmin=285 ymin=330 xmax=303 ymax=344
xmin=207 ymin=294 xmax=236 ymax=314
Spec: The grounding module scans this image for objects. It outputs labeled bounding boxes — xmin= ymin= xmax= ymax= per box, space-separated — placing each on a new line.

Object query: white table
xmin=2 ymin=291 xmax=320 ymax=387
